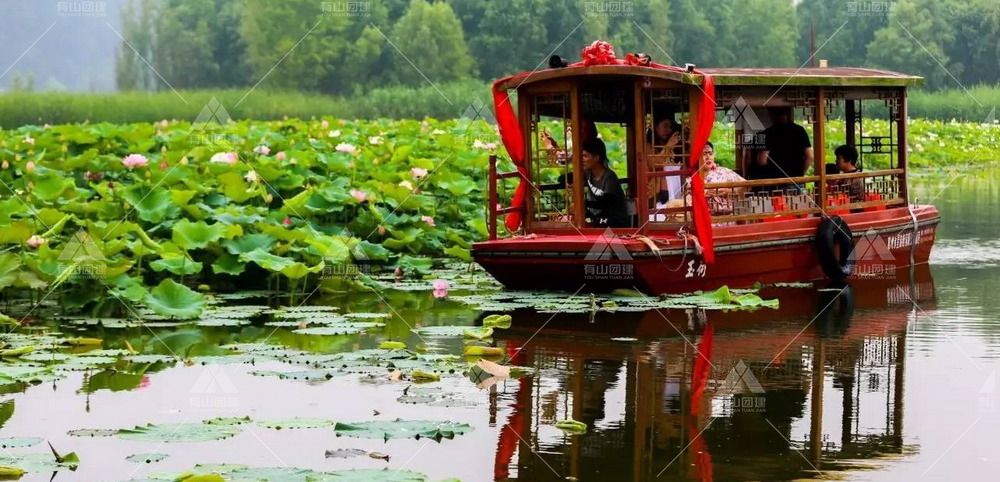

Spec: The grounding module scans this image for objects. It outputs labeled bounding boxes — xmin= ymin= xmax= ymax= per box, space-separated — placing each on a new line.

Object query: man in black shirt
xmin=581 ymin=138 xmax=629 ymax=227
xmin=756 ymin=107 xmax=813 ymax=181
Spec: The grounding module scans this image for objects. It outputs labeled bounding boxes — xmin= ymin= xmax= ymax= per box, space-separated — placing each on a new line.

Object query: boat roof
xmin=496 ymin=65 xmax=922 ymax=90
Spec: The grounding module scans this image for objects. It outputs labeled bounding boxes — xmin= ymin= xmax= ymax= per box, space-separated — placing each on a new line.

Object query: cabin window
xmin=642 ymin=88 xmax=691 ymax=225
xmin=530 ymin=92 xmax=575 ymax=225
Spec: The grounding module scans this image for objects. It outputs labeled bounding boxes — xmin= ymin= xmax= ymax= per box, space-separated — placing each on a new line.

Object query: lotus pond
xmin=0 ymin=116 xmax=998 ymax=481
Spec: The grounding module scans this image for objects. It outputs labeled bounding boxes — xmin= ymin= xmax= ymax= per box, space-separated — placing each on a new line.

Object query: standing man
xmin=755 ymin=107 xmax=813 ymax=185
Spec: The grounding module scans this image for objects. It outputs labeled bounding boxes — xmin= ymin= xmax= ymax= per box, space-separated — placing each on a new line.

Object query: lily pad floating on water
xmin=203 ymin=416 xmax=252 ymax=426
xmin=67 ymin=428 xmax=117 ymax=437
xmin=256 ymin=418 xmax=335 ymax=430
xmin=462 ymin=326 xmax=493 ymax=340
xmin=463 ymin=345 xmax=504 ymax=357
xmin=125 ymin=452 xmax=168 ymax=464
xmin=378 ymin=341 xmax=406 ymax=350
xmin=333 ymin=419 xmax=472 ymax=442
xmin=481 ymin=314 xmax=512 ymax=329
xmin=117 ymin=422 xmax=242 ymax=443
xmin=292 ymin=323 xmax=383 ymax=336
xmin=0 ymin=437 xmax=43 ymax=448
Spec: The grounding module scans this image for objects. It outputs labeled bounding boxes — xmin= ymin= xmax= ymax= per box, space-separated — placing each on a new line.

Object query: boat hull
xmin=472 ymin=205 xmax=939 ymax=295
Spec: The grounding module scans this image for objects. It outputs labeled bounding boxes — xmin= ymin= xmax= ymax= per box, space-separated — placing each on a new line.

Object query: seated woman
xmin=581 ymin=137 xmax=629 ymax=227
xmin=700 ymin=141 xmax=746 ymax=214
xmin=658 ymin=142 xmax=745 ymax=219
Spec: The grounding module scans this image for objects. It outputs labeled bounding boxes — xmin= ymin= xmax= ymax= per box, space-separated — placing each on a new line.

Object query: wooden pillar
xmin=897 ymin=89 xmax=909 ymax=203
xmin=815 ymin=88 xmax=827 ymax=212
xmin=845 ymin=100 xmax=856 ymax=148
xmin=571 ymin=87 xmax=585 ymax=226
xmin=634 ymin=81 xmax=648 ymax=232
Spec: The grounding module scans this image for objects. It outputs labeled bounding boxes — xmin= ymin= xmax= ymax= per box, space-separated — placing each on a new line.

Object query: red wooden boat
xmin=473 ymin=41 xmax=939 ymax=294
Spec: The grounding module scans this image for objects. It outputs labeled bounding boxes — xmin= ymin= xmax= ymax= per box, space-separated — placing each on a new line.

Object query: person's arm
xmin=803 ymin=147 xmax=814 ymax=175
xmin=800 ymin=126 xmax=813 ymax=175
xmin=756 ymin=149 xmax=769 ymax=167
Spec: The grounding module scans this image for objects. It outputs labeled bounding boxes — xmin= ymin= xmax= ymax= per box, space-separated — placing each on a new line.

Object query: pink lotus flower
xmin=282 ymin=217 xmax=292 ymax=227
xmin=350 ymin=189 xmax=368 ymax=202
xmin=210 ymin=151 xmax=238 ymax=166
xmin=254 ymin=145 xmax=271 ymax=155
xmin=411 ymin=167 xmax=428 ymax=179
xmin=421 ymin=215 xmax=435 ymax=227
xmin=25 ymin=161 xmax=36 ymax=173
xmin=122 ymin=154 xmax=148 ymax=169
xmin=276 ymin=151 xmax=287 ymax=161
xmin=26 ymin=235 xmax=46 ymax=249
xmin=432 ymin=279 xmax=449 ymax=299
xmin=335 ymin=142 xmax=356 ymax=154
xmin=321 ymin=119 xmax=330 ymax=129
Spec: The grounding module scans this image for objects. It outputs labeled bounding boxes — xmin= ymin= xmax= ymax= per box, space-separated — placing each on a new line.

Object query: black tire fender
xmin=816 ymin=216 xmax=855 ymax=281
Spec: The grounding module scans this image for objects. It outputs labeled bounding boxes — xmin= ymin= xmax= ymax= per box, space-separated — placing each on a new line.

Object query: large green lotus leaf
xmin=0 ymin=253 xmax=21 ymax=289
xmin=280 ymin=187 xmax=315 ymax=217
xmin=279 ymin=260 xmax=325 ymax=280
xmin=144 ymin=279 xmax=205 ymax=319
xmin=333 ymin=419 xmax=472 ymax=441
xmin=239 ymin=249 xmax=295 ymax=272
xmin=31 ymin=171 xmax=76 ymax=202
xmin=353 ymin=240 xmax=390 ymax=262
xmin=150 ymin=255 xmax=203 ymax=276
xmin=0 ymin=221 xmax=32 ymax=244
xmin=216 ymin=171 xmax=255 ymax=203
xmin=121 ymin=185 xmax=179 ymax=223
xmin=223 ymin=234 xmax=275 ymax=255
xmin=305 ymin=236 xmax=350 ymax=264
xmin=117 ymin=422 xmax=241 ymax=442
xmin=211 ymin=253 xmax=245 ymax=276
xmin=172 ymin=220 xmax=227 ymax=249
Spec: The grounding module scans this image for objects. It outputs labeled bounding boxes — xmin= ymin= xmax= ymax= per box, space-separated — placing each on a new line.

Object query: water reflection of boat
xmin=489 ymin=266 xmax=934 ymax=481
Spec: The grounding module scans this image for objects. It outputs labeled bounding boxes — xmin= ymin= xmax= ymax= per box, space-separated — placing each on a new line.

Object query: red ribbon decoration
xmin=580 ymin=40 xmax=617 ymax=66
xmin=492 ymin=79 xmax=527 ymax=232
xmin=687 ymin=74 xmax=717 ymax=264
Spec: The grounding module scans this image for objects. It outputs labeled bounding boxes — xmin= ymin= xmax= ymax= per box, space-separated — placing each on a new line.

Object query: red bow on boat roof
xmin=492 ymin=40 xmax=717 ymax=264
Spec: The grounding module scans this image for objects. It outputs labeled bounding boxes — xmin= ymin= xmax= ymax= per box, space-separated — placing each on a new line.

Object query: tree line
xmin=116 ymin=0 xmax=999 ymax=94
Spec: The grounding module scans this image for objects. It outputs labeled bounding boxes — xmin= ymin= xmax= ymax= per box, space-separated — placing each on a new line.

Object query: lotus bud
xmin=264 ymin=194 xmax=273 ymax=203
xmin=377 ymin=226 xmax=386 ymax=235
xmin=26 ymin=235 xmax=46 ymax=249
xmin=1 ymin=160 xmax=7 ymax=169
xmin=180 ymin=156 xmax=189 ymax=166
xmin=25 ymin=161 xmax=35 ymax=173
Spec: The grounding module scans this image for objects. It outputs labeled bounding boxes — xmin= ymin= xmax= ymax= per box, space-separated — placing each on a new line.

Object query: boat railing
xmin=702 ymin=168 xmax=905 ymax=224
xmin=488 ymin=154 xmax=526 ymax=240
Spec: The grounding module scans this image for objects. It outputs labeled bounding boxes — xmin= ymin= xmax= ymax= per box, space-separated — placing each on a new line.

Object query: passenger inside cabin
xmin=701 ymin=141 xmax=746 ymax=215
xmin=755 ymin=107 xmax=813 ymax=184
xmin=581 ymin=137 xmax=629 ymax=227
xmin=655 ymin=142 xmax=746 ymax=219
xmin=647 ymin=113 xmax=684 ymax=203
xmin=833 ymin=144 xmax=865 ymax=202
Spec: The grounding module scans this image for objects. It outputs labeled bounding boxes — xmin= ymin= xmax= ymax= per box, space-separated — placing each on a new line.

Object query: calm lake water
xmin=2 ymin=167 xmax=998 ymax=482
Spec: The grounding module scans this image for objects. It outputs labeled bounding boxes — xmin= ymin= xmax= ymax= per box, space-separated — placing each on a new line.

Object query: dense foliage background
xmin=108 ymin=0 xmax=998 ymax=93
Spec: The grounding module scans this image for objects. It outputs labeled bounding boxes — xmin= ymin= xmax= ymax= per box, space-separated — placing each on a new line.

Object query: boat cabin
xmin=486 ymin=62 xmax=922 ymax=239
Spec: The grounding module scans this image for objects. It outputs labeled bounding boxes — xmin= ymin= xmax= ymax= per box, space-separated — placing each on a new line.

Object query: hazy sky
xmin=0 ymin=0 xmax=128 ymax=92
